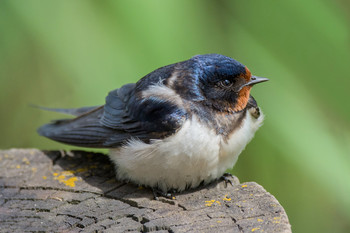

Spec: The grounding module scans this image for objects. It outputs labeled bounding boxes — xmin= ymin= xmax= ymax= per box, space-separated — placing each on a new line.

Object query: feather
xmin=38 ymin=82 xmax=186 ymax=148
xmin=32 ymin=104 xmax=101 ymax=116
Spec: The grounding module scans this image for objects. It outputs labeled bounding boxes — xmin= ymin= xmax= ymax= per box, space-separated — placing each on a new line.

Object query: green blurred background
xmin=1 ymin=1 xmax=349 ymax=232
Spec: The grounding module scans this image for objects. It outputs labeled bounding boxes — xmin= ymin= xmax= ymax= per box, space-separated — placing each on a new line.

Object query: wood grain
xmin=0 ymin=149 xmax=291 ymax=232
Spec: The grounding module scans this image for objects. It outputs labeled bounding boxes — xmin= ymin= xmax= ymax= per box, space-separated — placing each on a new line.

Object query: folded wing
xmin=38 ymin=83 xmax=187 ymax=148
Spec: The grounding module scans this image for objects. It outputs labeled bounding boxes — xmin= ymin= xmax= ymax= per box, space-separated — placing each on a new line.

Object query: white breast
xmin=109 ymin=110 xmax=264 ymax=192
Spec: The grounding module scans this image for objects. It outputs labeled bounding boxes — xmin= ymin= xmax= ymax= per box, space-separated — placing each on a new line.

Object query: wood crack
xmin=0 ymin=149 xmax=291 ymax=232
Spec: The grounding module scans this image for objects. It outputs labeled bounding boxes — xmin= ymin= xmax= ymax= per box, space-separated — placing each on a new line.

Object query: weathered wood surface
xmin=0 ymin=149 xmax=291 ymax=232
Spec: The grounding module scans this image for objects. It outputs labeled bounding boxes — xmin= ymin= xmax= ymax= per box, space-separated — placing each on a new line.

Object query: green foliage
xmin=1 ymin=1 xmax=349 ymax=232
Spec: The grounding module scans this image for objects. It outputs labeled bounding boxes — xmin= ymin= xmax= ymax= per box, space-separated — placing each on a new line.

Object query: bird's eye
xmin=219 ymin=79 xmax=234 ymax=88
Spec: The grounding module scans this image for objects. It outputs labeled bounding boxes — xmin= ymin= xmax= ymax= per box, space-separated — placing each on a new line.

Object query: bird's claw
xmin=152 ymin=188 xmax=176 ymax=200
xmin=221 ymin=173 xmax=234 ymax=187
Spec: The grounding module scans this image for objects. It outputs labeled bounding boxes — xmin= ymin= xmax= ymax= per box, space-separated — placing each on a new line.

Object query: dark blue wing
xmin=100 ymin=83 xmax=187 ymax=146
xmin=38 ymin=82 xmax=187 ymax=148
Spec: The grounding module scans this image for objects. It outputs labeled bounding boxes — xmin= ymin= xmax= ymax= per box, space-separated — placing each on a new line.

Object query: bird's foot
xmin=221 ymin=173 xmax=235 ymax=187
xmin=152 ymin=188 xmax=177 ymax=200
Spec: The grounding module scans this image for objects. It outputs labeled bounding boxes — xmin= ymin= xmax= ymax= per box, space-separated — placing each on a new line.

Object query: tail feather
xmin=37 ymin=106 xmax=121 ymax=148
xmin=31 ymin=104 xmax=102 ymax=116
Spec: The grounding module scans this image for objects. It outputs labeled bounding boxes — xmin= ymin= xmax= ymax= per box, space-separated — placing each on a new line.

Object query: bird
xmin=38 ymin=54 xmax=268 ymax=197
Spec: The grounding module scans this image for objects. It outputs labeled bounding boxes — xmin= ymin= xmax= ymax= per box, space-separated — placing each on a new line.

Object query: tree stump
xmin=0 ymin=149 xmax=291 ymax=232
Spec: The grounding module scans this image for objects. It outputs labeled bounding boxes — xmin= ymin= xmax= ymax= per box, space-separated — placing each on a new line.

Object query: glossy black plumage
xmin=38 ymin=54 xmax=263 ymax=148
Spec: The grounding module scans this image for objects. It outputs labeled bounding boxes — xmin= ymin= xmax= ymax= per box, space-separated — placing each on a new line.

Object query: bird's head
xmin=189 ymin=54 xmax=268 ymax=113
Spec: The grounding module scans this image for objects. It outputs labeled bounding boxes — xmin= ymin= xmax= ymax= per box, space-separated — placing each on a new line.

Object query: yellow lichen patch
xmin=205 ymin=200 xmax=216 ymax=207
xmin=216 ymin=220 xmax=222 ymax=223
xmin=22 ymin=157 xmax=30 ymax=165
xmin=42 ymin=176 xmax=47 ymax=180
xmin=241 ymin=184 xmax=248 ymax=188
xmin=57 ymin=175 xmax=65 ymax=180
xmin=257 ymin=218 xmax=263 ymax=222
xmin=60 ymin=171 xmax=75 ymax=176
xmin=31 ymin=167 xmax=37 ymax=173
xmin=62 ymin=177 xmax=78 ymax=187
xmin=205 ymin=199 xmax=221 ymax=207
xmin=53 ymin=171 xmax=79 ymax=187
xmin=16 ymin=165 xmax=21 ymax=169
xmin=251 ymin=227 xmax=260 ymax=232
xmin=242 ymin=200 xmax=247 ymax=203
xmin=223 ymin=194 xmax=231 ymax=201
xmin=4 ymin=154 xmax=9 ymax=158
xmin=273 ymin=216 xmax=281 ymax=223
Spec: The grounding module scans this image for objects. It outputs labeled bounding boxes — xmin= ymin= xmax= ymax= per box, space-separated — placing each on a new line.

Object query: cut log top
xmin=0 ymin=149 xmax=291 ymax=232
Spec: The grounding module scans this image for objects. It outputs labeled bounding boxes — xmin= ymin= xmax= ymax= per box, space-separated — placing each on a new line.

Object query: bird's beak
xmin=239 ymin=76 xmax=269 ymax=91
xmin=247 ymin=76 xmax=269 ymax=86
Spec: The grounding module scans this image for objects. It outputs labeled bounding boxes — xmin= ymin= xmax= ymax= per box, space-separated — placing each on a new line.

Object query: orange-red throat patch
xmin=233 ymin=66 xmax=252 ymax=112
xmin=233 ymin=86 xmax=252 ymax=112
xmin=242 ymin=67 xmax=252 ymax=81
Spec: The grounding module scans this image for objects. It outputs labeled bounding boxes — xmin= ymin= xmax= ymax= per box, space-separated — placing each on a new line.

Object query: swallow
xmin=38 ymin=54 xmax=268 ymax=196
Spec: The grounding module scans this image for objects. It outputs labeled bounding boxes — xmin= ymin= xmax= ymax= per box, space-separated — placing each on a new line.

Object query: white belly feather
xmin=109 ymin=110 xmax=264 ymax=192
